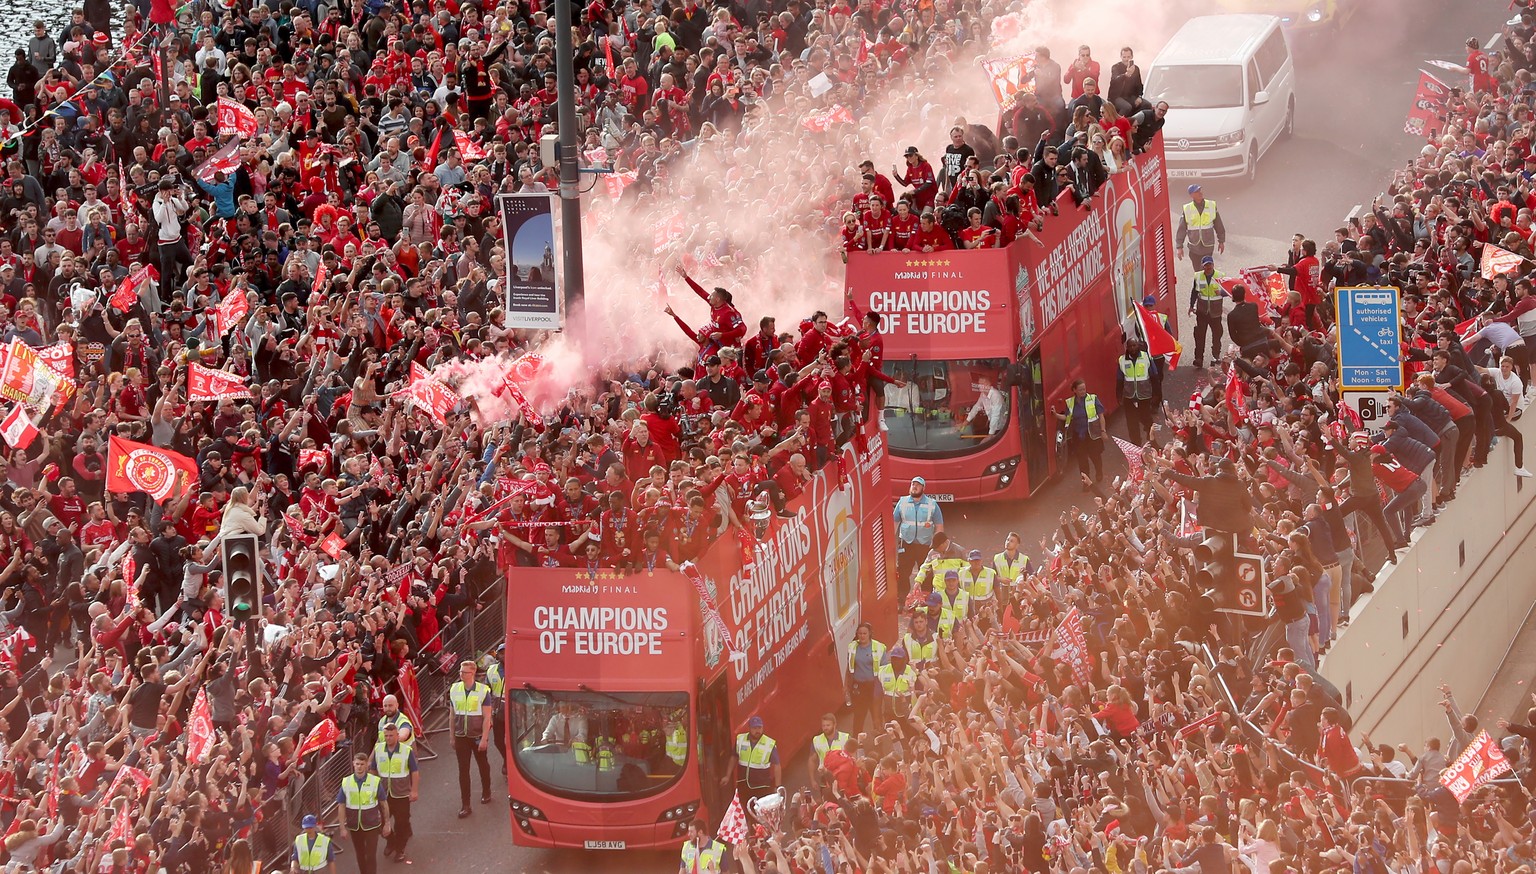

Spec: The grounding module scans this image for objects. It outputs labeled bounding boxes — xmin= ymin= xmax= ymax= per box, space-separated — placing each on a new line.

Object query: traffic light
xmin=1193 ymin=531 xmax=1236 ymax=609
xmin=222 ymin=533 xmax=262 ymax=621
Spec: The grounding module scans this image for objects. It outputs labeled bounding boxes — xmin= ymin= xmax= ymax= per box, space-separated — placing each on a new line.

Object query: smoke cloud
xmin=473 ymin=0 xmax=1204 ymax=417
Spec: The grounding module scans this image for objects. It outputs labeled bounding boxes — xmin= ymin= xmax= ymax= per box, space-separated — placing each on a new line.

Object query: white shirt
xmin=966 ymin=386 xmax=1006 ymax=433
xmin=152 ymin=192 xmax=189 ymax=242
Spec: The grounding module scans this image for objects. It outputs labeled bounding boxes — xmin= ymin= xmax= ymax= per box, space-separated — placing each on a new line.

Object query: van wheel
xmin=1282 ymin=98 xmax=1296 ymax=140
xmin=1244 ymin=143 xmax=1259 ymax=185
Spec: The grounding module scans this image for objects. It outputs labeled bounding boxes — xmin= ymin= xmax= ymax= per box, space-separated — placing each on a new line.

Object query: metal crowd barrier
xmin=258 ymin=589 xmax=508 ymax=869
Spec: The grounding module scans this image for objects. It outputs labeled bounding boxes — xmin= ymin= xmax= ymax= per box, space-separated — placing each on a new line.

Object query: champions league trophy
xmin=747 ymin=788 xmax=788 ymax=835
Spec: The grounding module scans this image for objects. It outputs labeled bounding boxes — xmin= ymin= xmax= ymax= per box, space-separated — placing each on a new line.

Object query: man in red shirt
xmin=914 ymin=210 xmax=953 ymax=251
xmin=48 ymin=477 xmax=86 ymax=531
xmin=743 ymin=317 xmax=777 ymax=375
xmin=1467 ymin=37 xmax=1496 ymax=94
xmin=1317 ymin=707 xmax=1363 ymax=779
xmin=617 ymin=57 xmax=650 ymax=109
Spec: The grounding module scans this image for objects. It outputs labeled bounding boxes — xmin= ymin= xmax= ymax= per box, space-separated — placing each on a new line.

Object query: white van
xmin=1145 ymin=14 xmax=1296 ymax=184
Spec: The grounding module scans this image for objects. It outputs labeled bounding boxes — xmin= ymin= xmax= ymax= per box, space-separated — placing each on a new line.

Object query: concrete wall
xmin=1321 ymin=412 xmax=1536 ymax=747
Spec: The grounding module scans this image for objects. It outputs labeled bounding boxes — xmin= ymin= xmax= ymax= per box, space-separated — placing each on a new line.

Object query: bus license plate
xmin=926 ymin=493 xmax=955 ymax=503
xmin=585 ymin=841 xmax=627 ymax=850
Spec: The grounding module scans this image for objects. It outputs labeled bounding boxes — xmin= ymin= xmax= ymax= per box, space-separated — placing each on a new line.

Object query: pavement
xmin=347 ymin=1 xmax=1512 ymax=871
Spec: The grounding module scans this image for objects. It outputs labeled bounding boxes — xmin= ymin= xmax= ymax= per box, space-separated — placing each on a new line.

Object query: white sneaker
xmin=1517 ymin=467 xmax=1533 ymax=478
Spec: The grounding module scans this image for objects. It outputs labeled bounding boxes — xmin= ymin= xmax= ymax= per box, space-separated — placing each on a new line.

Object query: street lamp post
xmin=552 ymin=0 xmax=586 ymax=331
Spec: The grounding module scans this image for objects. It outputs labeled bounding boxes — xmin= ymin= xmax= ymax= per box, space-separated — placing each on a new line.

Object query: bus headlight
xmin=658 ymin=801 xmax=701 ymax=822
xmin=982 ymin=457 xmax=1020 ymax=476
xmin=510 ymin=798 xmax=548 ymax=821
xmin=1305 ymin=4 xmax=1324 ymax=21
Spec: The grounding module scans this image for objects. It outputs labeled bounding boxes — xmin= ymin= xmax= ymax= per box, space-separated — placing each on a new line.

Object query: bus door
xmin=1011 ymin=350 xmax=1049 ymax=491
xmin=697 ymin=676 xmax=732 ymax=820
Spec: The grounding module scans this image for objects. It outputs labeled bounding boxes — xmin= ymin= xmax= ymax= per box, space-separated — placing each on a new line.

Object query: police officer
xmin=377 ymin=695 xmax=414 ymax=745
xmin=290 ymin=814 xmax=334 ymax=874
xmin=679 ymin=818 xmax=727 ymax=873
xmin=335 ymin=752 xmax=391 ymax=874
xmin=892 ymin=476 xmax=943 ymax=600
xmin=735 ymin=716 xmax=782 ymax=806
xmin=958 ymin=549 xmax=996 ymax=608
xmin=844 ymin=622 xmax=886 ymax=734
xmin=875 ymin=647 xmax=917 ymax=722
xmin=1176 ymin=182 xmax=1225 ymax=271
xmin=1116 ymin=337 xmax=1160 ymax=445
xmin=993 ymin=532 xmax=1031 ymax=590
xmin=1056 ymin=380 xmax=1105 ymax=484
xmin=448 ymin=659 xmax=494 ymax=818
xmin=1187 ymin=256 xmax=1226 ymax=369
xmin=371 ymin=722 xmax=419 ymax=863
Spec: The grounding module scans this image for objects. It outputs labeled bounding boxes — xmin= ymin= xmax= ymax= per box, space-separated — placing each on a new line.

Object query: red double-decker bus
xmin=845 ymin=134 xmax=1177 ymax=502
xmin=503 ymin=428 xmax=892 ymax=849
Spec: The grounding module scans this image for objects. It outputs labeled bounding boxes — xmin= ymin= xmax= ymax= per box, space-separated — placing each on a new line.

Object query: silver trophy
xmin=747 ymin=787 xmax=788 ymax=834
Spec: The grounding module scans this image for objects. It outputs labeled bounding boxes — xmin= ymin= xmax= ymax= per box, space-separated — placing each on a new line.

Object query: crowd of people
xmin=0 ymin=0 xmax=1532 ymax=865
xmin=704 ymin=10 xmax=1536 ymax=874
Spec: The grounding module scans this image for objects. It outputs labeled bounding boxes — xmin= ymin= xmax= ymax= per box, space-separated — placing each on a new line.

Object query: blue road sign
xmin=1336 ymin=286 xmax=1403 ymax=390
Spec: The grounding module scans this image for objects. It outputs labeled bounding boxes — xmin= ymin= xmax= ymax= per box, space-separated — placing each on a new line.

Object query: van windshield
xmin=1146 ymin=64 xmax=1244 ymax=109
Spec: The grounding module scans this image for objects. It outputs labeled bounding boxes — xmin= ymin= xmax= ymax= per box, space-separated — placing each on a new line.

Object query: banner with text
xmin=498 ymin=193 xmax=563 ymax=331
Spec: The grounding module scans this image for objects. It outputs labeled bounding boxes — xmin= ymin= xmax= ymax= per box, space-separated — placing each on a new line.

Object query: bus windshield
xmin=1146 ymin=64 xmax=1244 ymax=109
xmin=880 ymin=358 xmax=1012 ymax=457
xmin=510 ymin=689 xmax=690 ymax=800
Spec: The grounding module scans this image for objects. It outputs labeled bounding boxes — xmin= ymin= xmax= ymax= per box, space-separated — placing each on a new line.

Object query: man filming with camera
xmin=152 ymin=175 xmax=192 ymax=294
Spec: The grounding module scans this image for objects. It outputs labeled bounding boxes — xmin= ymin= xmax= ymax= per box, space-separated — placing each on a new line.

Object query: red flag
xmin=106 ymin=435 xmax=198 ymax=504
xmin=0 ymin=405 xmax=38 ymax=451
xmin=35 ymin=341 xmax=74 ymax=379
xmin=1405 ymin=71 xmax=1451 ymax=140
xmin=211 ymin=291 xmax=251 ymax=337
xmin=1223 ymin=367 xmax=1249 ymax=423
xmin=401 ymin=362 xmax=456 ymax=427
xmin=187 ymin=688 xmax=215 ymax=763
xmin=297 ymin=718 xmax=340 ymax=761
xmin=453 ymin=130 xmax=487 ymax=161
xmin=312 ymin=260 xmax=329 ymax=295
xmin=1112 ymin=436 xmax=1144 ymax=482
xmin=716 ymin=791 xmax=748 ymax=843
xmin=1051 ymin=607 xmax=1093 ymax=687
xmin=1133 ymin=300 xmax=1177 ymax=358
xmin=1440 ymin=730 xmax=1512 ymax=802
xmin=216 ymin=98 xmax=258 ymax=138
xmin=1481 ymin=243 xmax=1525 ymax=279
xmin=397 ymin=661 xmax=426 ymax=741
xmin=320 ymin=531 xmax=346 ymax=560
xmin=187 ymin=363 xmax=252 ymax=402
xmin=603 ymin=33 xmax=616 ymax=76
xmin=0 ymin=627 xmax=35 ymax=672
xmin=195 ymin=138 xmax=241 ymax=185
xmin=604 ymin=169 xmax=638 ymax=201
xmin=108 ymin=802 xmax=132 ymax=844
xmin=980 ymin=55 xmax=1036 ymax=110
xmin=299 ymin=448 xmax=329 ymax=473
xmin=802 ymin=104 xmax=855 ymax=132
xmin=0 ymin=341 xmax=73 ymax=412
xmin=110 ymin=266 xmax=152 ymax=313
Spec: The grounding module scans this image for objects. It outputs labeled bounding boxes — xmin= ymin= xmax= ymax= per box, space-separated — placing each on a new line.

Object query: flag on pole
xmin=187 ymin=688 xmax=215 ymax=763
xmin=1133 ymin=300 xmax=1177 ymax=358
xmin=716 ymin=791 xmax=748 ymax=843
xmin=1224 ymin=367 xmax=1249 ymax=423
xmin=979 ymin=55 xmax=1036 ymax=110
xmin=0 ymin=405 xmax=38 ymax=451
xmin=397 ymin=661 xmax=425 ymax=743
xmin=195 ymin=138 xmax=242 ymax=184
xmin=187 ymin=363 xmax=252 ymax=402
